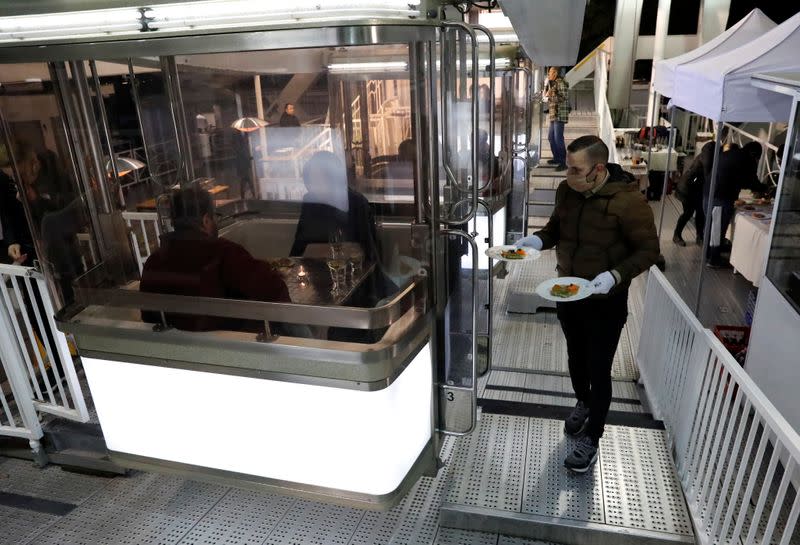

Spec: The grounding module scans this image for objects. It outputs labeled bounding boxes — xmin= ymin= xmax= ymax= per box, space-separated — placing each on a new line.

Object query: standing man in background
xmin=517 ymin=135 xmax=660 ymax=473
xmin=545 ymin=66 xmax=570 ymax=172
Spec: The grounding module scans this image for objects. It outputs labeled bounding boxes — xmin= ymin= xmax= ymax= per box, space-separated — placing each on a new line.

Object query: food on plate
xmin=734 ymin=199 xmax=746 ymax=207
xmin=752 ymin=212 xmax=766 ymax=219
xmin=743 ymin=205 xmax=755 ymax=210
xmin=550 ymin=283 xmax=580 ymax=298
xmin=500 ymin=248 xmax=526 ymax=260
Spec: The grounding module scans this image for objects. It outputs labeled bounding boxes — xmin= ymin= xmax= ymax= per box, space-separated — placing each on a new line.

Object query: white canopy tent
xmin=653 ymin=8 xmax=775 ymax=99
xmin=671 ymin=10 xmax=800 ymax=122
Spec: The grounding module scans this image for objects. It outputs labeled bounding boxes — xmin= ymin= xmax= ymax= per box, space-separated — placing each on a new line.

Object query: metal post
xmin=657 ymin=106 xmax=676 ymax=236
xmin=160 ymin=56 xmax=194 ymax=183
xmin=472 ymin=24 xmax=495 ymax=191
xmin=49 ymin=63 xmax=109 ymax=266
xmin=89 ymin=60 xmax=123 ymax=207
xmin=127 ymin=59 xmax=154 ymax=181
xmin=71 ymin=62 xmax=115 ymax=216
xmin=410 ymin=41 xmax=428 ymax=224
xmin=646 ymin=90 xmax=657 ymax=176
xmin=693 ymin=121 xmax=724 ymax=316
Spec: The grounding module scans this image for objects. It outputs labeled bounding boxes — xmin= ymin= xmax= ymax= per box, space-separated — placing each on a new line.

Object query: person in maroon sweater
xmin=140 ymin=187 xmax=290 ymax=332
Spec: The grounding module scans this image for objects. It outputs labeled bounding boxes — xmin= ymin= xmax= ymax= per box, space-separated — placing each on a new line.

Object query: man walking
xmin=545 ymin=66 xmax=570 ymax=171
xmin=517 ymin=135 xmax=660 ymax=473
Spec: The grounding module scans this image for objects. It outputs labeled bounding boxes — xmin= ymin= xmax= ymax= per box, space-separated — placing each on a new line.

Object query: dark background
xmin=576 ymin=0 xmax=800 ymax=71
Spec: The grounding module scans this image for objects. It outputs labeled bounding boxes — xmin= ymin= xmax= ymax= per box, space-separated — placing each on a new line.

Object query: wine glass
xmin=326 ymin=258 xmax=347 ymax=293
xmin=329 ymin=227 xmax=344 ymax=259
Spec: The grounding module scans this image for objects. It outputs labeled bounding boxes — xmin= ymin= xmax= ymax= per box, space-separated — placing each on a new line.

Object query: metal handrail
xmin=472 ymin=24 xmax=495 ymax=193
xmin=440 ymin=228 xmax=479 ymax=436
xmin=73 ymin=277 xmax=426 ymax=330
xmin=439 ymin=21 xmax=479 ymax=227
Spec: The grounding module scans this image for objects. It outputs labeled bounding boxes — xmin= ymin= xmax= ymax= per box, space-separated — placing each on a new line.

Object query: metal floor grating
xmin=480 ymin=370 xmax=644 ymax=414
xmin=441 ymin=413 xmax=694 ymax=542
xmin=493 ymin=254 xmax=640 ymax=381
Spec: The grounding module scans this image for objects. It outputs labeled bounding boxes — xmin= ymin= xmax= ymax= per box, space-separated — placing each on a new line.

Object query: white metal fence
xmin=0 ymin=264 xmax=89 ymax=454
xmin=123 ymin=211 xmax=161 ymax=273
xmin=638 ymin=266 xmax=800 ymax=545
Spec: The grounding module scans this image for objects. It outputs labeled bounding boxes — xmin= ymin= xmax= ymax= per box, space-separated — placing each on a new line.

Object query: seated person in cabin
xmin=290 ymin=150 xmax=381 ymax=265
xmin=140 ymin=186 xmax=290 ymax=332
xmin=291 ymin=151 xmax=398 ymax=316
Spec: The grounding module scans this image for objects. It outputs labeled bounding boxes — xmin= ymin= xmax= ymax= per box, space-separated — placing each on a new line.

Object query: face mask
xmin=566 ymin=165 xmax=599 ymax=193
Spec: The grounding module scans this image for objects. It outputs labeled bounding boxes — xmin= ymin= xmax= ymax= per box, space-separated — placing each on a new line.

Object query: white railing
xmin=565 ymin=37 xmax=613 ymax=88
xmin=122 ymin=211 xmax=161 ymax=274
xmin=594 ymin=48 xmax=620 ymax=164
xmin=0 ymin=264 xmax=89 ymax=425
xmin=638 ymin=266 xmax=800 ymax=545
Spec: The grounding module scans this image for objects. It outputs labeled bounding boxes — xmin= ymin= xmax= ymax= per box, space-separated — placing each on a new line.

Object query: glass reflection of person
xmin=290 ymin=151 xmax=380 ymax=264
xmin=279 ymin=103 xmax=301 ymax=128
xmin=13 ymin=142 xmax=84 ymax=304
xmin=140 ymin=186 xmax=290 ymax=332
xmin=232 ymin=130 xmax=256 ymax=200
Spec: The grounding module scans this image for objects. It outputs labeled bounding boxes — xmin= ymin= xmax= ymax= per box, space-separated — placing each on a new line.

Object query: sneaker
xmin=565 ymin=435 xmax=599 ymax=473
xmin=672 ymin=235 xmax=686 ymax=247
xmin=554 ymin=164 xmax=567 ymax=172
xmin=564 ymin=400 xmax=589 ymax=436
xmin=546 ymin=159 xmax=559 ymax=165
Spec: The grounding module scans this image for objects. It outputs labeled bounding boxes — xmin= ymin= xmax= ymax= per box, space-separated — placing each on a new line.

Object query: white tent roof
xmin=672 ymin=10 xmax=800 ymax=122
xmin=653 ymin=9 xmax=775 ymax=98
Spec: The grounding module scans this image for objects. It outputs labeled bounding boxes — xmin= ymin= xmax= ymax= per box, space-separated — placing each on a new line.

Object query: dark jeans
xmin=702 ymin=196 xmax=735 ymax=263
xmin=674 ymin=190 xmax=705 ymax=241
xmin=557 ymin=290 xmax=628 ymax=441
xmin=548 ymin=120 xmax=566 ymax=165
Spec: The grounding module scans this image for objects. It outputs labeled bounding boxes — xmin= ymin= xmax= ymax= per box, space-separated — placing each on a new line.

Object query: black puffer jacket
xmin=535 ymin=163 xmax=660 ymax=295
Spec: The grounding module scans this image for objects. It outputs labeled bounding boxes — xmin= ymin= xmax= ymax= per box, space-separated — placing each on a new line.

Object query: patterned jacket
xmin=546 ymin=77 xmax=570 ymax=124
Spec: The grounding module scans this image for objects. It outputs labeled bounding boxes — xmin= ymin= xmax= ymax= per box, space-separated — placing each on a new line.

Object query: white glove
xmin=515 ymin=235 xmax=543 ymax=251
xmin=590 ymin=271 xmax=616 ymax=295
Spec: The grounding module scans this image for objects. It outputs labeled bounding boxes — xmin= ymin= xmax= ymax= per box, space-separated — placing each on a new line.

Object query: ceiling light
xmin=106 ymin=156 xmax=146 ymax=177
xmin=328 ymin=61 xmax=409 ymax=73
xmin=0 ymin=1 xmax=423 ymax=44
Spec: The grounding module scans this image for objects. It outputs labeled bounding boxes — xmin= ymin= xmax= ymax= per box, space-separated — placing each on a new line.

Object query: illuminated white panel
xmin=0 ymin=1 xmax=423 ymax=43
xmin=82 ymin=343 xmax=432 ymax=496
xmin=329 ymin=61 xmax=409 ymax=72
xmin=463 ymin=207 xmax=506 ymax=270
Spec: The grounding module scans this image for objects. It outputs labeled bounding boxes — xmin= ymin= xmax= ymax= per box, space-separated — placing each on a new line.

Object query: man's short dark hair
xmin=567 ymin=135 xmax=609 ymax=165
xmin=743 ymin=141 xmax=762 ymax=160
xmin=170 ymin=187 xmax=213 ymax=231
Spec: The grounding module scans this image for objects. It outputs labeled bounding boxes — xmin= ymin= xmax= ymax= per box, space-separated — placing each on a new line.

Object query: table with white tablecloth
xmin=730 ymin=211 xmax=771 ymax=287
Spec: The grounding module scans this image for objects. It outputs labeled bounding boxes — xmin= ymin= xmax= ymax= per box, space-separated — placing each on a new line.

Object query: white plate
xmin=485 ymin=245 xmax=541 ymax=262
xmin=534 ymin=276 xmax=594 ymax=303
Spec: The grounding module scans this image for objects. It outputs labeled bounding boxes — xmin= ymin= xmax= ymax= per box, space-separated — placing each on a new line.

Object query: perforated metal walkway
xmin=0 ymin=203 xmax=699 ymax=545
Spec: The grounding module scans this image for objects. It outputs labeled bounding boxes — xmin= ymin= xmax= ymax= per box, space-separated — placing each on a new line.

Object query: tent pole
xmin=646 ymin=90 xmax=657 ymax=171
xmin=693 ymin=120 xmax=724 ymax=316
xmin=657 ymin=105 xmax=676 ymax=237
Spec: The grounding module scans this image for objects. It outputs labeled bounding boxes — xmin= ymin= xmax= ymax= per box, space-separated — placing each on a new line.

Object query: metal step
xmin=439 ymin=414 xmax=695 ymax=545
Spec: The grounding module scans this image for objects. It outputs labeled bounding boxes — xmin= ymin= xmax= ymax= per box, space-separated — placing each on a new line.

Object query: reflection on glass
xmin=2 ymin=43 xmax=431 ymax=340
xmin=766 ymin=105 xmax=800 ymax=311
